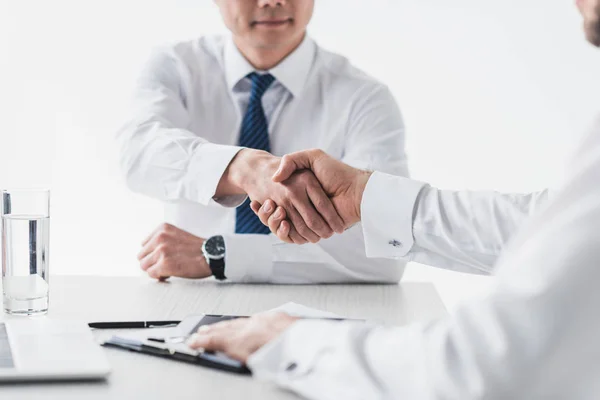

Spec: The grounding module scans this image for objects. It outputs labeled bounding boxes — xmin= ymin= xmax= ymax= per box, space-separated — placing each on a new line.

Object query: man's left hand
xmin=137 ymin=223 xmax=212 ymax=280
xmin=186 ymin=312 xmax=299 ymax=363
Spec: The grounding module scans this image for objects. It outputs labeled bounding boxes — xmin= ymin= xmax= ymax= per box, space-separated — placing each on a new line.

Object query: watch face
xmin=205 ymin=235 xmax=225 ymax=258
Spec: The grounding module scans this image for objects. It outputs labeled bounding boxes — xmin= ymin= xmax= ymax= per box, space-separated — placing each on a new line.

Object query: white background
xmin=1 ymin=0 xmax=599 ymax=310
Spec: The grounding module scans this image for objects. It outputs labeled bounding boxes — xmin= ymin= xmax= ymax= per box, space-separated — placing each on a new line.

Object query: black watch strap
xmin=209 ymin=258 xmax=227 ymax=281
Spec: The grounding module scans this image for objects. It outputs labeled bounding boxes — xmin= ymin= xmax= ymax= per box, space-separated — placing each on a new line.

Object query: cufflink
xmin=285 ymin=362 xmax=298 ymax=372
xmin=389 ymin=240 xmax=402 ymax=248
xmin=284 ymin=361 xmax=314 ymax=377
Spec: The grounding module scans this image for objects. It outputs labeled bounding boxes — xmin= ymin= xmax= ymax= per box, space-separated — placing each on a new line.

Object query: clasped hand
xmin=228 ymin=149 xmax=346 ymax=244
xmin=250 ymin=149 xmax=372 ymax=244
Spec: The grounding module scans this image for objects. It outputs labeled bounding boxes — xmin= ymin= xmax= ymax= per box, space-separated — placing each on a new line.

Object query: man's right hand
xmin=218 ymin=149 xmax=345 ymax=244
xmin=137 ymin=223 xmax=212 ymax=281
xmin=250 ymin=149 xmax=373 ymax=243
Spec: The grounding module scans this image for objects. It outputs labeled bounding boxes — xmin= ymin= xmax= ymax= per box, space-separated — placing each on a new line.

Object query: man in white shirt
xmin=186 ymin=0 xmax=600 ymax=398
xmin=118 ymin=0 xmax=411 ymax=284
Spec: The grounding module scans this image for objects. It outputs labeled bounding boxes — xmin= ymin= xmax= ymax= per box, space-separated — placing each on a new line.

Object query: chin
xmin=254 ymin=37 xmax=294 ymax=50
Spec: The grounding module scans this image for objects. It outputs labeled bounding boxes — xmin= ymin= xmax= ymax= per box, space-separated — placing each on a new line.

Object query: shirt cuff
xmin=223 ymin=234 xmax=274 ymax=282
xmin=248 ymin=319 xmax=357 ymax=381
xmin=186 ymin=143 xmax=246 ymax=207
xmin=361 ymin=172 xmax=427 ymax=258
xmin=247 ymin=319 xmax=375 ymax=398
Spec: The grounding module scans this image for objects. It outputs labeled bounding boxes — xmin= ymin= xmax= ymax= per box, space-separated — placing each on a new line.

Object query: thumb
xmin=272 ymin=151 xmax=317 ymax=182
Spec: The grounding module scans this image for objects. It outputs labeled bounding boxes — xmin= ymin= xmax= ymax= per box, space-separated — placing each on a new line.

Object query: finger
xmin=143 ymin=247 xmax=173 ymax=280
xmin=141 ymin=223 xmax=172 ymax=247
xmin=187 ymin=331 xmax=228 ymax=353
xmin=267 ymin=207 xmax=292 ymax=243
xmin=277 ymin=220 xmax=292 ymax=242
xmin=141 ymin=226 xmax=160 ymax=247
xmin=138 ymin=226 xmax=171 ymax=261
xmin=190 ymin=320 xmax=254 ymax=362
xmin=198 ymin=318 xmax=246 ymax=333
xmin=139 ymin=249 xmax=159 ymax=271
xmin=258 ymin=201 xmax=280 ymax=226
xmin=250 ymin=200 xmax=262 ymax=215
xmin=187 ymin=320 xmax=240 ymax=349
xmin=287 ymin=205 xmax=320 ymax=243
xmin=146 ymin=262 xmax=170 ymax=281
xmin=138 ymin=224 xmax=176 ymax=261
xmin=137 ymin=235 xmax=158 ymax=262
xmin=267 ymin=206 xmax=287 ymax=234
xmin=275 ymin=205 xmax=307 ymax=244
xmin=188 ymin=329 xmax=249 ymax=362
xmin=307 ymin=184 xmax=345 ymax=234
xmin=256 ymin=199 xmax=277 ymax=226
xmin=292 ymin=190 xmax=332 ymax=240
xmin=287 ymin=222 xmax=308 ymax=245
xmin=272 ymin=151 xmax=316 ymax=182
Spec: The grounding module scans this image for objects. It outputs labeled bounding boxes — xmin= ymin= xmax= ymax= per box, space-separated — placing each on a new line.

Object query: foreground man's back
xmin=242 ymin=119 xmax=600 ymax=399
xmin=237 ymin=1 xmax=600 ymax=397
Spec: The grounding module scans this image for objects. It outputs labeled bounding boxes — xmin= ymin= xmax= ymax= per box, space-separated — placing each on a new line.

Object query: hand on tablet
xmin=186 ymin=312 xmax=298 ymax=362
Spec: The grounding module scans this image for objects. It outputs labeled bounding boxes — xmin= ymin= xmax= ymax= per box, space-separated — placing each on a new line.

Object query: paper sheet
xmin=267 ymin=302 xmax=342 ymax=319
xmin=107 ymin=302 xmax=343 ymax=345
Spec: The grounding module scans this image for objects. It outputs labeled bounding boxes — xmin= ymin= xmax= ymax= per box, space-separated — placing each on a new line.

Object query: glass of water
xmin=2 ymin=189 xmax=50 ymax=315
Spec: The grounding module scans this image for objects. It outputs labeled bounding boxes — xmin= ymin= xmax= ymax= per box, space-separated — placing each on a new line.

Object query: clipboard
xmin=102 ymin=314 xmax=251 ymax=375
xmin=101 ymin=308 xmax=357 ymax=375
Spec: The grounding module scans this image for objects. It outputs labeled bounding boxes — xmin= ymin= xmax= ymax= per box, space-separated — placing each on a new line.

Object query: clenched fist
xmin=137 ymin=223 xmax=212 ymax=280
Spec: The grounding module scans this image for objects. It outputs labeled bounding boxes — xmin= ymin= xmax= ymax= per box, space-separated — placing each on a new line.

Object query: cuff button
xmin=389 ymin=239 xmax=402 ymax=248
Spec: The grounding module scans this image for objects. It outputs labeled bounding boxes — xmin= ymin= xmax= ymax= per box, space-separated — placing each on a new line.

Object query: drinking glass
xmin=2 ymin=189 xmax=50 ymax=315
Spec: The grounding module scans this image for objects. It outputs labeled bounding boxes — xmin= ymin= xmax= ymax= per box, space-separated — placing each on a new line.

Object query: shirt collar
xmin=224 ymin=34 xmax=315 ymax=98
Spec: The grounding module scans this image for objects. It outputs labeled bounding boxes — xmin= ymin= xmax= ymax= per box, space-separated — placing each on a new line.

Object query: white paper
xmin=108 ymin=302 xmax=343 ymax=346
xmin=267 ymin=302 xmax=342 ymax=319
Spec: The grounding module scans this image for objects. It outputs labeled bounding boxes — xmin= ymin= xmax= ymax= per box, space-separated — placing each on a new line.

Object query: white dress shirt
xmin=362 ymin=176 xmax=550 ymax=275
xmin=117 ymin=35 xmax=409 ymax=283
xmin=247 ymin=121 xmax=600 ymax=398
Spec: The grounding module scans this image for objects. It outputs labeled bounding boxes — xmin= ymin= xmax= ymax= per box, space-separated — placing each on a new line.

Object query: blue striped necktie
xmin=235 ymin=72 xmax=276 ymax=234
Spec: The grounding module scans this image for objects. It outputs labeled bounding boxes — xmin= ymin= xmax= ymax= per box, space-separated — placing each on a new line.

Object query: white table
xmin=0 ymin=276 xmax=447 ymax=399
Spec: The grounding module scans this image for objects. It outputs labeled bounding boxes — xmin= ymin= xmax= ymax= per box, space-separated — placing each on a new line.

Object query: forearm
xmin=408 ymin=186 xmax=549 ymax=274
xmin=118 ymin=47 xmax=247 ymax=206
xmin=118 ymin=119 xmax=243 ymax=205
xmin=361 ymin=172 xmax=549 ymax=275
xmin=215 ymin=148 xmax=279 ymax=198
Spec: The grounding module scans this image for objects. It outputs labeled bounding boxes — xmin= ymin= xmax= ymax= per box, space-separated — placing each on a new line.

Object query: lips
xmin=253 ymin=18 xmax=292 ymax=26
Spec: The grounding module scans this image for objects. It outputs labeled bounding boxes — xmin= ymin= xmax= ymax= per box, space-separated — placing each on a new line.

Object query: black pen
xmin=88 ymin=320 xmax=181 ymax=329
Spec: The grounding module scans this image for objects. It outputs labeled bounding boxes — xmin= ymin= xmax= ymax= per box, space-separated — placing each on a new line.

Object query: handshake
xmin=139 ymin=148 xmax=372 ymax=281
xmin=224 ymin=148 xmax=373 ymax=244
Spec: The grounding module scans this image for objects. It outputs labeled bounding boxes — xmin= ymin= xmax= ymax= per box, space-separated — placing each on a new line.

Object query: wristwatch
xmin=202 ymin=235 xmax=227 ymax=280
